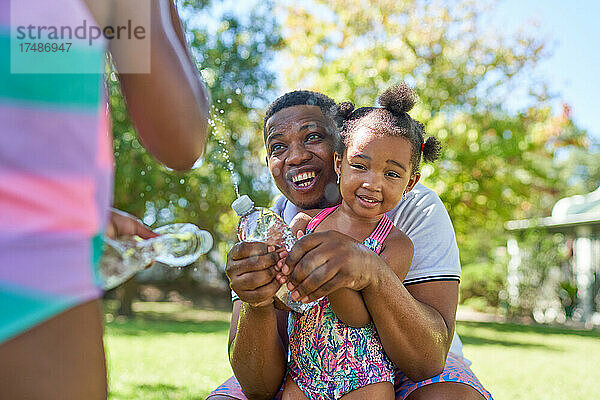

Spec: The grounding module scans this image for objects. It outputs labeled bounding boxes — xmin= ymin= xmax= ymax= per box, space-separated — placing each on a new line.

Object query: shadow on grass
xmin=110 ymin=382 xmax=195 ymax=399
xmin=458 ymin=333 xmax=558 ymax=350
xmin=457 ymin=320 xmax=600 ymax=351
xmin=106 ymin=316 xmax=230 ymax=336
xmin=457 ymin=320 xmax=600 ymax=339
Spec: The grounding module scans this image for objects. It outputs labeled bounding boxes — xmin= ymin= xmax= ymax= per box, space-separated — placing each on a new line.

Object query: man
xmin=0 ymin=0 xmax=209 ymax=398
xmin=207 ymin=91 xmax=491 ymax=399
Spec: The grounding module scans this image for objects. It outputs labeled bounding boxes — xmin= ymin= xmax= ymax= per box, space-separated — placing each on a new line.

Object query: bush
xmin=460 ymin=261 xmax=507 ymax=310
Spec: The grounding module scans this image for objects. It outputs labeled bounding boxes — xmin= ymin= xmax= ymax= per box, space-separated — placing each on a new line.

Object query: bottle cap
xmin=231 ymin=195 xmax=254 ymax=216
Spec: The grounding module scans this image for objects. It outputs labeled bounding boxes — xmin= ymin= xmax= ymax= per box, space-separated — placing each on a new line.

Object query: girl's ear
xmin=405 ymin=172 xmax=421 ymax=193
xmin=334 ymin=152 xmax=343 ymax=177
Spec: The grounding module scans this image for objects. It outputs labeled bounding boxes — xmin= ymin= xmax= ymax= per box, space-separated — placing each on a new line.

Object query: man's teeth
xmin=292 ymin=171 xmax=316 ymax=185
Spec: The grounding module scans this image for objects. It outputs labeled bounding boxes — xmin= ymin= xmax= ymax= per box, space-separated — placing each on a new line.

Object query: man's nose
xmin=286 ymin=143 xmax=311 ymax=165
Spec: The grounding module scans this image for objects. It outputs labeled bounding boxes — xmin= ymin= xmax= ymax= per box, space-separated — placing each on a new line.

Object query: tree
xmin=279 ymin=0 xmax=589 ymax=268
xmin=107 ymin=0 xmax=282 ymax=314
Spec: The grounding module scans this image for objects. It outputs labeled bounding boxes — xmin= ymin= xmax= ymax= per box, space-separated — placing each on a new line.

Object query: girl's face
xmin=334 ymin=126 xmax=420 ymax=220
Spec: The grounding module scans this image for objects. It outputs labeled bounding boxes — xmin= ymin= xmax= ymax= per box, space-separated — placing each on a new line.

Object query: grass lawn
xmin=104 ymin=302 xmax=600 ymax=399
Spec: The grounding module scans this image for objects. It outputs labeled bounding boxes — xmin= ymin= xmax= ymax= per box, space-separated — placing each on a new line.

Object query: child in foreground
xmin=278 ymin=83 xmax=442 ymax=400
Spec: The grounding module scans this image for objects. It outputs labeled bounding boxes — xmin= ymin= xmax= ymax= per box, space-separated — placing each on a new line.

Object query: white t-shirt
xmin=270 ymin=182 xmax=466 ymax=359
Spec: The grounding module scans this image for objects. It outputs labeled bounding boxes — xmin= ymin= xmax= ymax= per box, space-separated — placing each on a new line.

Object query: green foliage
xmin=460 ymin=262 xmax=507 ymax=310
xmin=280 ymin=0 xmax=589 ymax=268
xmin=109 ymin=0 xmax=282 ymax=267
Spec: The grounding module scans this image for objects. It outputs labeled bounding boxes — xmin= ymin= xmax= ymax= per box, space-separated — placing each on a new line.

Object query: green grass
xmin=457 ymin=321 xmax=600 ymax=400
xmin=104 ymin=302 xmax=600 ymax=399
xmin=104 ymin=302 xmax=233 ymax=399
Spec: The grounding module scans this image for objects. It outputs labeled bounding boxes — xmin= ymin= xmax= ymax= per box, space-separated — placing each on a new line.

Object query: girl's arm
xmin=328 ymin=227 xmax=413 ymax=328
xmin=288 ymin=210 xmax=371 ymax=328
xmin=290 ymin=212 xmax=372 ymax=327
xmin=327 ymin=289 xmax=371 ymax=328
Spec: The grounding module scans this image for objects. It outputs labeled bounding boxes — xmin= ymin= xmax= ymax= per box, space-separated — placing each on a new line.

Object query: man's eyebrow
xmin=266 ymin=132 xmax=282 ymax=143
xmin=299 ymin=122 xmax=320 ymax=131
xmin=387 ymin=159 xmax=407 ymax=172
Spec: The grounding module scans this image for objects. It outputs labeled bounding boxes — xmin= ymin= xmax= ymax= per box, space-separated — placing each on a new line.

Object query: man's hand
xmin=105 ymin=208 xmax=157 ymax=240
xmin=226 ymin=242 xmax=287 ymax=307
xmin=283 ymin=231 xmax=385 ymax=303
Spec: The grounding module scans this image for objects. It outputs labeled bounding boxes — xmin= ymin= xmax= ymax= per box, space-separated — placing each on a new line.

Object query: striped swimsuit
xmin=288 ymin=205 xmax=396 ymax=400
xmin=0 ymin=0 xmax=111 ymax=343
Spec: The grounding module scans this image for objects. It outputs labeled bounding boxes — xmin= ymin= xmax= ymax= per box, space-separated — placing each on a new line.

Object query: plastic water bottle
xmin=98 ymin=223 xmax=213 ymax=290
xmin=232 ymin=195 xmax=315 ymax=313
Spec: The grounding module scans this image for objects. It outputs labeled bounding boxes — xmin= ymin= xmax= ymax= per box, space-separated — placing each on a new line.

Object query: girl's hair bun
xmin=338 ymin=101 xmax=355 ymax=119
xmin=422 ymin=135 xmax=442 ymax=163
xmin=377 ymin=83 xmax=416 ymax=114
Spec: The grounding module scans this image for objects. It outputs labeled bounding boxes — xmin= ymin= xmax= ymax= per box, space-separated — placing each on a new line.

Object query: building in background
xmin=506 ymin=187 xmax=600 ymax=327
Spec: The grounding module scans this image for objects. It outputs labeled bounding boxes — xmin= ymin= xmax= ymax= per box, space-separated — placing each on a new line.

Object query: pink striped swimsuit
xmin=0 ymin=0 xmax=111 ymax=343
xmin=287 ymin=205 xmax=396 ymax=400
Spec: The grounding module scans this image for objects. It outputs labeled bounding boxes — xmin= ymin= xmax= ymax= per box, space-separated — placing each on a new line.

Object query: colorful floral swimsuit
xmin=287 ymin=205 xmax=396 ymax=400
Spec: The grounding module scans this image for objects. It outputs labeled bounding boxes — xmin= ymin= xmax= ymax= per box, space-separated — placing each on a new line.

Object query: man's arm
xmin=228 ymin=301 xmax=288 ymax=400
xmin=362 ymin=269 xmax=458 ymax=381
xmin=284 ymin=231 xmax=455 ymax=382
xmin=226 ymin=242 xmax=289 ymax=399
xmin=85 ymin=0 xmax=210 ymax=170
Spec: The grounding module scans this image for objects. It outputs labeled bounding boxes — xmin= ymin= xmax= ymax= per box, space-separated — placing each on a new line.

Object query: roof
xmin=506 ymin=186 xmax=600 ymax=232
xmin=552 ymin=186 xmax=600 ymax=217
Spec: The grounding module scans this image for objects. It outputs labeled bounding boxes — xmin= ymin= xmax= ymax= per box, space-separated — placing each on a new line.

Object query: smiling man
xmin=264 ymin=103 xmax=341 ymax=210
xmin=208 ymin=91 xmax=492 ymax=400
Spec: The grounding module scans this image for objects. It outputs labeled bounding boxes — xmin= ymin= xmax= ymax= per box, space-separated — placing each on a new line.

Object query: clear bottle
xmin=232 ymin=195 xmax=314 ymax=313
xmin=98 ymin=223 xmax=213 ymax=290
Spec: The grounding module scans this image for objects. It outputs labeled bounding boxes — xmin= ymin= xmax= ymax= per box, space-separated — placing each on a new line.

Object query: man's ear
xmin=405 ymin=172 xmax=420 ymax=193
xmin=334 ymin=152 xmax=342 ymax=178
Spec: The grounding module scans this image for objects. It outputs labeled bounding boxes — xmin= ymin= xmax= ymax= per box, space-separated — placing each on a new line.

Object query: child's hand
xmin=275 ymin=230 xmax=304 ymax=283
xmin=106 ymin=208 xmax=157 ymax=240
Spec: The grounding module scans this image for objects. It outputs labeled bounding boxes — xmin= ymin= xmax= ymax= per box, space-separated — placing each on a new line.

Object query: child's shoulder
xmin=384 ymin=225 xmax=413 ymax=251
xmin=380 ymin=225 xmax=414 ymax=279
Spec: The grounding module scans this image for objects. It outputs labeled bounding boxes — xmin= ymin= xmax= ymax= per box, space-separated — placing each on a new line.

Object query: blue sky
xmin=493 ymin=0 xmax=600 ymax=141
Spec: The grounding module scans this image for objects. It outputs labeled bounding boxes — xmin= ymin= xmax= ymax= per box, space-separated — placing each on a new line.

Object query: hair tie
xmin=421 ymin=143 xmax=425 ymax=152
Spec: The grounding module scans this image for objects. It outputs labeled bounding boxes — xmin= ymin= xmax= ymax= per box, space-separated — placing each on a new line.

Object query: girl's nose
xmin=286 ymin=143 xmax=312 ymax=165
xmin=361 ymin=173 xmax=383 ymax=191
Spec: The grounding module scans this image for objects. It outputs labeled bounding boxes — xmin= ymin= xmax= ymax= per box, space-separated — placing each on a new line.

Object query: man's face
xmin=265 ymin=105 xmax=340 ymax=210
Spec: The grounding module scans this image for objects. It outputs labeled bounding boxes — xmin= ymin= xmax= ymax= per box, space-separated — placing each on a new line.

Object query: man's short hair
xmin=262 ymin=90 xmax=348 ymax=143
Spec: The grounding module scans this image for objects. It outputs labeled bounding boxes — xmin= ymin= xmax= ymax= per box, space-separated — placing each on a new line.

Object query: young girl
xmin=278 ymin=83 xmax=442 ymax=400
